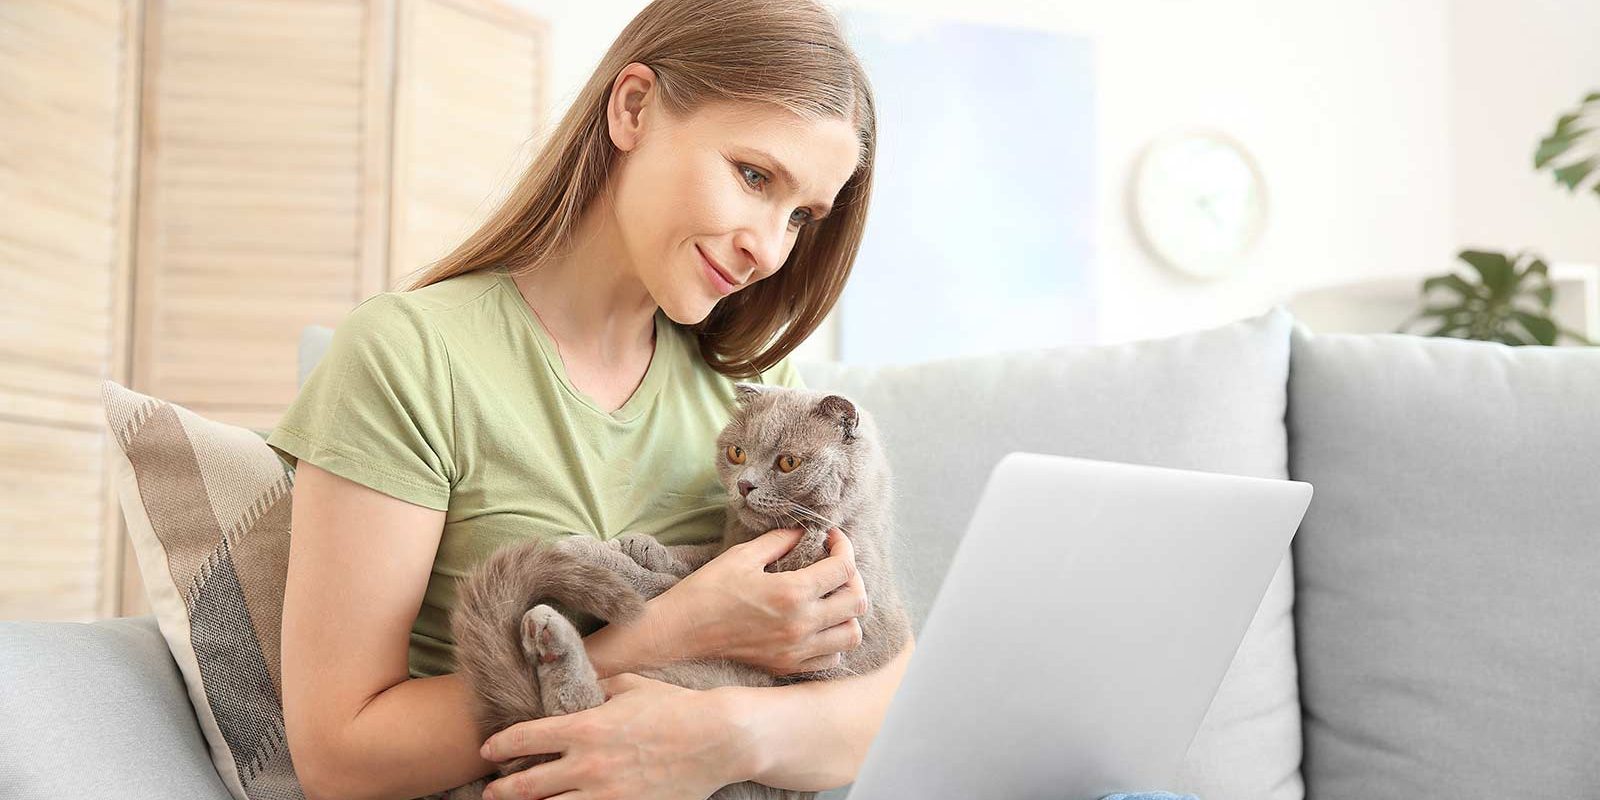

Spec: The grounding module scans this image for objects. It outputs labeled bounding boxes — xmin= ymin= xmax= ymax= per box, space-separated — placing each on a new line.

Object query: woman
xmin=270 ymin=1 xmax=905 ymax=799
xmin=269 ymin=1 xmax=1197 ymax=799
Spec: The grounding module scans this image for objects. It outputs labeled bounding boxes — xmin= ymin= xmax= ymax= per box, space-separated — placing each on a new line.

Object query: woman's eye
xmin=776 ymin=454 xmax=802 ymax=473
xmin=726 ymin=445 xmax=746 ymax=465
xmin=738 ymin=164 xmax=814 ymax=231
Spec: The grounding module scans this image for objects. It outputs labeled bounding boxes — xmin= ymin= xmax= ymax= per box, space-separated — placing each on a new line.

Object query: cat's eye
xmin=726 ymin=445 xmax=746 ymax=464
xmin=776 ymin=454 xmax=802 ymax=473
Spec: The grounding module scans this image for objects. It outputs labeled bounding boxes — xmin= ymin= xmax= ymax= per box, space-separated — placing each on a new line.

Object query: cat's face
xmin=715 ymin=383 xmax=865 ymax=537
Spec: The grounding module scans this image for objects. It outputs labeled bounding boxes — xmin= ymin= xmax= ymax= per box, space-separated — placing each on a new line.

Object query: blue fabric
xmin=1100 ymin=793 xmax=1199 ymax=800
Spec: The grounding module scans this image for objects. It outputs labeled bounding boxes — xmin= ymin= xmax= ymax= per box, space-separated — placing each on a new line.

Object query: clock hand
xmin=1195 ymin=194 xmax=1224 ymax=225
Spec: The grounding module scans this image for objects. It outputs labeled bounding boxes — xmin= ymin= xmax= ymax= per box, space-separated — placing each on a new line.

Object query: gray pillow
xmin=801 ymin=307 xmax=1302 ymax=800
xmin=298 ymin=324 xmax=334 ymax=389
xmin=0 ymin=616 xmax=234 ymax=800
xmin=1288 ymin=323 xmax=1600 ymax=798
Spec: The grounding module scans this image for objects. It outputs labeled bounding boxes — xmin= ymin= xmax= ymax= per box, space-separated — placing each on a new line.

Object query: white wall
xmin=507 ymin=0 xmax=1593 ymax=353
xmin=1449 ymin=0 xmax=1600 ymax=268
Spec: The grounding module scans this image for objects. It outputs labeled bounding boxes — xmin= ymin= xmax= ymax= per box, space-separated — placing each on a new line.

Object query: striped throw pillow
xmin=101 ymin=379 xmax=308 ymax=800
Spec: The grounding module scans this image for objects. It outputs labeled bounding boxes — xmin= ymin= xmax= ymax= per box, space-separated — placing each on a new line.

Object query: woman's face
xmin=605 ymin=66 xmax=862 ymax=325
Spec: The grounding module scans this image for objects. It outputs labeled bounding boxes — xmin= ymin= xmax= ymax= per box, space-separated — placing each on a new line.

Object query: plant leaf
xmin=1424 ymin=318 xmax=1467 ymax=337
xmin=1553 ymin=159 xmax=1596 ymax=189
xmin=1418 ymin=301 xmax=1469 ymax=316
xmin=1459 ymin=250 xmax=1514 ymax=294
xmin=1423 ymin=273 xmax=1477 ymax=299
xmin=1511 ymin=311 xmax=1559 ymax=345
xmin=1534 ymin=90 xmax=1600 ymax=199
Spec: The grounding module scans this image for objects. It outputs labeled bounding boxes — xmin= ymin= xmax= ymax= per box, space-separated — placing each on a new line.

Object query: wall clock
xmin=1129 ymin=130 xmax=1268 ymax=280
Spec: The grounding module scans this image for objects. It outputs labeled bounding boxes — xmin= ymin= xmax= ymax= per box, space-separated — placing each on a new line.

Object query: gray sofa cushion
xmin=801 ymin=307 xmax=1302 ymax=800
xmin=0 ymin=615 xmax=234 ymax=800
xmin=1287 ymin=324 xmax=1600 ymax=798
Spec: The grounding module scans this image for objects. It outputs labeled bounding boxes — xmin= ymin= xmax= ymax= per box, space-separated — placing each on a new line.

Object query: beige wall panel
xmin=0 ymin=0 xmax=140 ymax=621
xmin=389 ymin=0 xmax=546 ymax=285
xmin=7 ymin=0 xmax=545 ymax=620
xmin=132 ymin=0 xmax=378 ymax=412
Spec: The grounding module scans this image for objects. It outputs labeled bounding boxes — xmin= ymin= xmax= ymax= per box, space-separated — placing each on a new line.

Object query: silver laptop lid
xmin=847 ymin=452 xmax=1313 ymax=800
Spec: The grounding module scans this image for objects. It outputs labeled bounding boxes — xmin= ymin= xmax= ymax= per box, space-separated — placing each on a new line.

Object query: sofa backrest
xmin=1287 ymin=324 xmax=1600 ymax=798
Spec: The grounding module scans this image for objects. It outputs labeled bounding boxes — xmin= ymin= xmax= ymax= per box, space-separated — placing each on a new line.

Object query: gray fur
xmin=441 ymin=385 xmax=911 ymax=800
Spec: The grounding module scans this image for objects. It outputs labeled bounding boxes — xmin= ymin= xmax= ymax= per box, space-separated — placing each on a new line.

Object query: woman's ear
xmin=607 ymin=62 xmax=657 ymax=152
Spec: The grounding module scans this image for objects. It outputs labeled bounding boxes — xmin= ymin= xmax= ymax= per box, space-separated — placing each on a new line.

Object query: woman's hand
xmin=655 ymin=526 xmax=869 ymax=676
xmin=478 ymin=673 xmax=749 ymax=800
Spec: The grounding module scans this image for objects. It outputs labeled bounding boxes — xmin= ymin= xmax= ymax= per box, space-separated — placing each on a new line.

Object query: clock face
xmin=1131 ymin=132 xmax=1267 ymax=279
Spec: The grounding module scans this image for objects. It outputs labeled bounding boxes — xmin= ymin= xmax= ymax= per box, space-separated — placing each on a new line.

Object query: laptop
xmin=845 ymin=451 xmax=1314 ymax=800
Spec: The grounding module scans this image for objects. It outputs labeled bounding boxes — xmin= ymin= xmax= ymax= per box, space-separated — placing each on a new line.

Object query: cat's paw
xmin=611 ymin=532 xmax=674 ymax=573
xmin=522 ymin=604 xmax=579 ymax=665
xmin=524 ymin=604 xmax=607 ymax=715
xmin=553 ymin=533 xmax=606 ymax=560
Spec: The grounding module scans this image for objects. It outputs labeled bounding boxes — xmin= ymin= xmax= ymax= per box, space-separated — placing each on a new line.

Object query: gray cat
xmin=437 ymin=383 xmax=912 ymax=800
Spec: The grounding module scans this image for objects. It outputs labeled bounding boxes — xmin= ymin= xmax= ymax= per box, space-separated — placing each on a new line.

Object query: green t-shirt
xmin=265 ymin=266 xmax=805 ymax=678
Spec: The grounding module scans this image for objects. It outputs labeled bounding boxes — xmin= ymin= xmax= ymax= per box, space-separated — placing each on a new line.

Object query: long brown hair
xmin=401 ymin=0 xmax=875 ymax=379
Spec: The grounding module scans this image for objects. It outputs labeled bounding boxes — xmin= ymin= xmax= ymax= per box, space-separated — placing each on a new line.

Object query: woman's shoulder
xmin=388 ymin=268 xmax=503 ymax=314
xmin=337 ymin=269 xmax=504 ymax=343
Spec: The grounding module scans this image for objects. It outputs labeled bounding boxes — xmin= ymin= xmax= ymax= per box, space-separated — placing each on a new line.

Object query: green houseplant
xmin=1399 ymin=90 xmax=1598 ymax=345
xmin=1394 ymin=250 xmax=1591 ymax=345
xmin=1535 ymin=90 xmax=1600 ymax=200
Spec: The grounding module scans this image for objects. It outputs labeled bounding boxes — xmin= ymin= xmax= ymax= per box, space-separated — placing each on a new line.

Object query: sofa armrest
xmin=0 ymin=614 xmax=234 ymax=800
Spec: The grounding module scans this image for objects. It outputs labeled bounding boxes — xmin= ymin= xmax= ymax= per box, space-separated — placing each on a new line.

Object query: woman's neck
xmin=510 ymin=202 xmax=658 ymax=369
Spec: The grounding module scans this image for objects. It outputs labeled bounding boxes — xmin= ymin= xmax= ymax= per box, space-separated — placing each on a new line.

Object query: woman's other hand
xmin=657 ymin=526 xmax=868 ymax=675
xmin=478 ymin=673 xmax=747 ymax=800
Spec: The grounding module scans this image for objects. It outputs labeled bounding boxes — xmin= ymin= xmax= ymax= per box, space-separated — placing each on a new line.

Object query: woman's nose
xmin=736 ymin=215 xmax=789 ymax=276
xmin=738 ymin=479 xmax=756 ymax=497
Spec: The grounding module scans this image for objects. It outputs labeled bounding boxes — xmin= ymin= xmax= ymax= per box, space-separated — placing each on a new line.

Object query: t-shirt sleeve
xmin=266 ymin=293 xmax=456 ymax=511
xmin=759 ymin=352 xmax=808 ymax=390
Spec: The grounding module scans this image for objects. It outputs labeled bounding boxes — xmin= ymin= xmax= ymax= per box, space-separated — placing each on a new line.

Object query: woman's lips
xmin=698 ymin=245 xmax=737 ymax=296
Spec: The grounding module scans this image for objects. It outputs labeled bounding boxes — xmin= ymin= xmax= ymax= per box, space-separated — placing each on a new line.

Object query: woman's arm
xmin=716 ymin=632 xmax=916 ymax=791
xmin=281 ymin=462 xmax=497 ymax=800
xmin=283 ymin=461 xmax=688 ymax=800
xmin=582 ymin=589 xmax=694 ymax=678
xmin=312 ymin=592 xmax=686 ymax=800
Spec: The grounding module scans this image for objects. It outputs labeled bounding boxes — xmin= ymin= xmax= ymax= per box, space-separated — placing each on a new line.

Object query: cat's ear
xmin=812 ymin=394 xmax=859 ymax=442
xmin=732 ymin=382 xmax=775 ymax=406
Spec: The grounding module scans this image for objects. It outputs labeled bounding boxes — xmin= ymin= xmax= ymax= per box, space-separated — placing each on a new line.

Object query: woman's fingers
xmin=817 ymin=573 xmax=869 ymax=628
xmin=794 ymin=649 xmax=846 ymax=672
xmin=813 ymin=616 xmax=864 ymax=655
xmin=481 ymin=753 xmax=582 ymax=800
xmin=740 ymin=526 xmax=806 ymax=566
xmin=796 ymin=528 xmax=856 ymax=596
xmin=481 ymin=716 xmax=568 ymax=762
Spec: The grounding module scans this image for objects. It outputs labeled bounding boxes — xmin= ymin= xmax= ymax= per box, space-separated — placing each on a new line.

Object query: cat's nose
xmin=738 ymin=480 xmax=756 ymax=497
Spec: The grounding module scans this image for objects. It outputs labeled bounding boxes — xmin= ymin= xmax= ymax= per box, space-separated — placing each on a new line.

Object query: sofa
xmin=4 ymin=305 xmax=1596 ymax=800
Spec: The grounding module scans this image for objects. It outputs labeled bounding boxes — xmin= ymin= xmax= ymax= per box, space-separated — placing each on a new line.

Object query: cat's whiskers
xmin=773 ymin=506 xmax=806 ymax=530
xmin=783 ymin=500 xmax=850 ymax=536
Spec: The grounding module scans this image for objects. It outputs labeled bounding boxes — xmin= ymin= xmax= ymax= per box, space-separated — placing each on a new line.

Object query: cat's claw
xmin=612 ymin=531 xmax=674 ymax=573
